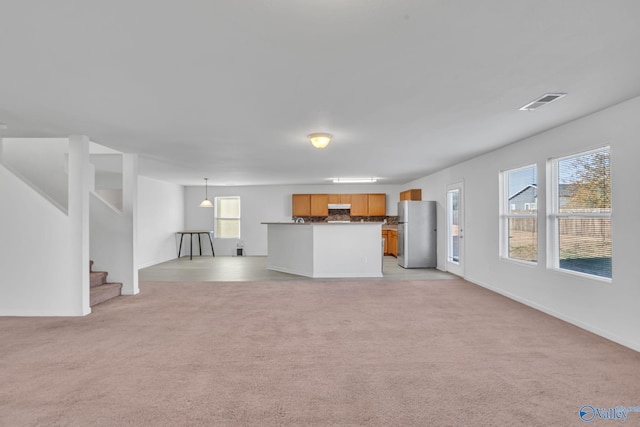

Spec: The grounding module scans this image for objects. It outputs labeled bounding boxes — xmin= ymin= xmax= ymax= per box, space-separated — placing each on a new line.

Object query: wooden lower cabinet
xmin=388 ymin=230 xmax=398 ymax=257
xmin=382 ymin=229 xmax=398 ymax=257
xmin=382 ymin=230 xmax=388 ymax=254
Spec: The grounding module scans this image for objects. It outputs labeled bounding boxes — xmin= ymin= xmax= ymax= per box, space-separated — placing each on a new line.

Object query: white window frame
xmin=547 ymin=146 xmax=611 ymax=282
xmin=214 ymin=196 xmax=241 ymax=239
xmin=500 ymin=164 xmax=538 ymax=265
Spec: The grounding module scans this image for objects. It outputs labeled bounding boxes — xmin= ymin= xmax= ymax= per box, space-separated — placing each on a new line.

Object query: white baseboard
xmin=136 ymin=256 xmax=177 ymax=270
xmin=466 ymin=275 xmax=640 ymax=353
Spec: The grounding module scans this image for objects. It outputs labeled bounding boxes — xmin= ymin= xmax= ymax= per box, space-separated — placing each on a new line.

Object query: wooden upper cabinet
xmin=350 ymin=194 xmax=368 ymax=216
xmin=368 ymin=193 xmax=386 ymax=216
xmin=400 ymin=189 xmax=422 ymax=201
xmin=292 ymin=194 xmax=311 ymax=217
xmin=328 ymin=194 xmax=352 ymax=204
xmin=310 ymin=194 xmax=329 ymax=216
xmin=295 ymin=193 xmax=386 ymax=217
xmin=339 ymin=194 xmax=352 ymax=204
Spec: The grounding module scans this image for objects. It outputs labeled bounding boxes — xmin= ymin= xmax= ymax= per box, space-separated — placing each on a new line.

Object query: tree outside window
xmin=553 ymin=147 xmax=611 ymax=279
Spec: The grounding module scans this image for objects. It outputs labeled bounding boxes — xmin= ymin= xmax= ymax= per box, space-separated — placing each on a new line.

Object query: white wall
xmin=92 ymin=152 xmax=124 ymax=211
xmin=137 ymin=176 xmax=185 ymax=268
xmin=0 ymin=137 xmax=90 ymax=316
xmin=90 ymin=196 xmax=127 ymax=276
xmin=0 ymin=163 xmax=76 ymax=315
xmin=406 ymin=96 xmax=640 ymax=351
xmin=1 ymin=138 xmax=70 ymax=212
xmin=184 ymin=184 xmax=402 ymax=257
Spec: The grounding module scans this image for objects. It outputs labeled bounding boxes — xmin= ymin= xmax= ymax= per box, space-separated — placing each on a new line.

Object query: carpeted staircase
xmin=90 ymin=261 xmax=122 ymax=307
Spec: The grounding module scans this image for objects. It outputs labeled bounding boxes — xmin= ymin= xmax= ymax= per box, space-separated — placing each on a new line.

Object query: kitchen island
xmin=262 ymin=222 xmax=383 ymax=278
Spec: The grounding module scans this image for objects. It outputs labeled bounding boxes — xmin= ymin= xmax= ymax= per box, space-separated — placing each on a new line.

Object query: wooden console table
xmin=177 ymin=231 xmax=215 ymax=260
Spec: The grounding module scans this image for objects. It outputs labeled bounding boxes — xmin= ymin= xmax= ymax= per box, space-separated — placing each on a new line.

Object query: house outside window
xmin=548 ymin=147 xmax=611 ymax=279
xmin=215 ymin=196 xmax=240 ymax=238
xmin=501 ymin=165 xmax=538 ymax=263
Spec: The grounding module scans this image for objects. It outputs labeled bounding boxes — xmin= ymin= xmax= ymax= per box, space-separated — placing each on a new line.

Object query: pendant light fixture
xmin=199 ymin=178 xmax=213 ymax=207
xmin=308 ymin=132 xmax=332 ymax=149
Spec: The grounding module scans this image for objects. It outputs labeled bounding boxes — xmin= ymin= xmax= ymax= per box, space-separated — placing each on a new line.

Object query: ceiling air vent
xmin=519 ymin=93 xmax=567 ymax=111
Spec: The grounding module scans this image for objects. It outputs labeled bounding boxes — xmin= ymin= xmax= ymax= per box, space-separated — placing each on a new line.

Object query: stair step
xmin=90 ymin=282 xmax=122 ymax=307
xmin=90 ymin=271 xmax=108 ymax=287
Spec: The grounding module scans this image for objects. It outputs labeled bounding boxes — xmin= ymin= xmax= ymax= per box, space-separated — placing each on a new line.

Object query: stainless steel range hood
xmin=328 ymin=203 xmax=351 ymax=209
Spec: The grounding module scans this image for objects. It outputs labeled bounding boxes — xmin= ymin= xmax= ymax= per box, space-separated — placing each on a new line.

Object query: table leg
xmin=178 ymin=233 xmax=185 ymax=258
xmin=190 ymin=233 xmax=193 ymax=260
xmin=207 ymin=232 xmax=215 ymax=257
xmin=198 ymin=233 xmax=202 ymax=256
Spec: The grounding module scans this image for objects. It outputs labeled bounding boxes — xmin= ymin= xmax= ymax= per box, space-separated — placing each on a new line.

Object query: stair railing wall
xmin=89 ymin=153 xmax=139 ymax=296
xmin=0 ymin=138 xmax=70 ymax=213
xmin=0 ymin=136 xmax=91 ymax=315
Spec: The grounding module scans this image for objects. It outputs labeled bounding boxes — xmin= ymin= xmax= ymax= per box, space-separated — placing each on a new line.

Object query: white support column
xmin=122 ymin=153 xmax=139 ymax=295
xmin=68 ymin=135 xmax=91 ymax=315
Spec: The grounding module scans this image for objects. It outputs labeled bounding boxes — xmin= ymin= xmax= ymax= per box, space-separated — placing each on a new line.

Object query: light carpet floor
xmin=1 ymin=279 xmax=639 ymax=426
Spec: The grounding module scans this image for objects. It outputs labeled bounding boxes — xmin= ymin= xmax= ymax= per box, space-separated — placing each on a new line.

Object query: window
xmin=215 ymin=197 xmax=240 ymax=238
xmin=501 ymin=165 xmax=538 ymax=263
xmin=549 ymin=147 xmax=611 ymax=279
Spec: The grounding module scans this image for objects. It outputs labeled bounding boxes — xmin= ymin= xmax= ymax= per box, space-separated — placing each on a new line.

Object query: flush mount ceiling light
xmin=519 ymin=93 xmax=567 ymax=111
xmin=333 ymin=178 xmax=378 ymax=184
xmin=199 ymin=178 xmax=213 ymax=207
xmin=0 ymin=123 xmax=7 ymax=129
xmin=308 ymin=132 xmax=332 ymax=149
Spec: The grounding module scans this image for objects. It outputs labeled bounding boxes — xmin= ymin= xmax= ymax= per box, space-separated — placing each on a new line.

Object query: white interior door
xmin=446 ymin=182 xmax=464 ymax=277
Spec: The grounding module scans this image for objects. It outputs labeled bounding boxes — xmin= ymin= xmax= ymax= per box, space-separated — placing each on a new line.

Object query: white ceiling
xmin=1 ymin=1 xmax=639 ymax=186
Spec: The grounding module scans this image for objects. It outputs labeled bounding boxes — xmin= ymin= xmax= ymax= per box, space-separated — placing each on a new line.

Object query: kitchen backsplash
xmin=293 ymin=210 xmax=398 ymax=224
xmin=328 ymin=208 xmax=350 ymax=221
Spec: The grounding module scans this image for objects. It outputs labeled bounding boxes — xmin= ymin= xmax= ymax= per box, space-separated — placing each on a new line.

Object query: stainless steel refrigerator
xmin=397 ymin=200 xmax=437 ymax=268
